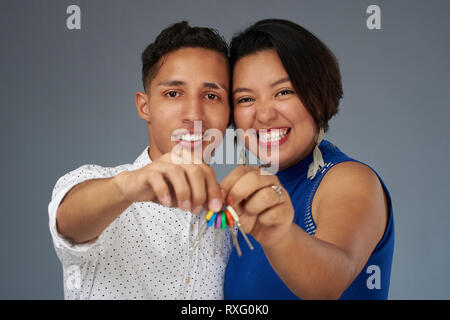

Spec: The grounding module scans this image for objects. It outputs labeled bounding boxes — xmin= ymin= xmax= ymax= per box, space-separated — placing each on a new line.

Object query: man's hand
xmin=114 ymin=152 xmax=223 ymax=213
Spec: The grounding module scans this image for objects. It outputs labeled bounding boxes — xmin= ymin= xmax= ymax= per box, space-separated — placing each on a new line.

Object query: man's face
xmin=143 ymin=47 xmax=230 ymax=161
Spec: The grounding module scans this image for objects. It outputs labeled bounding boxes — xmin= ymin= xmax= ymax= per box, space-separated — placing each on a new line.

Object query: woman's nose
xmin=255 ymin=102 xmax=277 ymax=125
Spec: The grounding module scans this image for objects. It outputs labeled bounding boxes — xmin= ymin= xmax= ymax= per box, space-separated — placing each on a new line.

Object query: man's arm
xmin=56 ymin=152 xmax=224 ymax=244
xmin=56 ymin=175 xmax=132 ymax=244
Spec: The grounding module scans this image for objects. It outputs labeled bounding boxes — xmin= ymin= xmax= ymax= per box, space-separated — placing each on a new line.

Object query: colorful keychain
xmin=190 ymin=205 xmax=253 ymax=256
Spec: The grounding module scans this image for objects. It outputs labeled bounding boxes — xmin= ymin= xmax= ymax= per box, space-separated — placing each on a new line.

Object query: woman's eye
xmin=236 ymin=97 xmax=254 ymax=104
xmin=165 ymin=91 xmax=180 ymax=98
xmin=276 ymin=89 xmax=294 ymax=97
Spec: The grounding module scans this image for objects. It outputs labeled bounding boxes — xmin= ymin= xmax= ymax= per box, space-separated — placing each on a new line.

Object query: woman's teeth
xmin=258 ymin=129 xmax=289 ymax=143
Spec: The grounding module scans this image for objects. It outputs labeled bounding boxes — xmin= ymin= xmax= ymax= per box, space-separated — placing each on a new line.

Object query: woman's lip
xmin=257 ymin=127 xmax=290 ymax=133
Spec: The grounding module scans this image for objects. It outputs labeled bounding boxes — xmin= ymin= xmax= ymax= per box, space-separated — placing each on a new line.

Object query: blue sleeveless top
xmin=224 ymin=140 xmax=394 ymax=299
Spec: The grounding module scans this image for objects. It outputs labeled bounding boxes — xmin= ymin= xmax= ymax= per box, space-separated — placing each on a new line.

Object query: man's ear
xmin=135 ymin=91 xmax=151 ymax=123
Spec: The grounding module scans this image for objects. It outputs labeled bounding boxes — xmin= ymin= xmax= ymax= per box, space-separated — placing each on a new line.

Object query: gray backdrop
xmin=1 ymin=0 xmax=449 ymax=299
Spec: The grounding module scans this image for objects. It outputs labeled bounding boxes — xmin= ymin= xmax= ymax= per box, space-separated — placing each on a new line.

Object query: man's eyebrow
xmin=203 ymin=82 xmax=228 ymax=91
xmin=270 ymin=77 xmax=290 ymax=87
xmin=157 ymin=80 xmax=186 ymax=87
xmin=157 ymin=80 xmax=227 ymax=91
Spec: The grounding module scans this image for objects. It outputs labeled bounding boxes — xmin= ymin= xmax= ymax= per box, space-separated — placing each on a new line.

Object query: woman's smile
xmin=256 ymin=127 xmax=291 ymax=147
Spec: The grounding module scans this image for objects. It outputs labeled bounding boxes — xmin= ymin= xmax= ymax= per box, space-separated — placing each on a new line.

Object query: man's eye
xmin=236 ymin=97 xmax=254 ymax=104
xmin=165 ymin=91 xmax=180 ymax=98
xmin=276 ymin=89 xmax=294 ymax=97
xmin=206 ymin=93 xmax=219 ymax=100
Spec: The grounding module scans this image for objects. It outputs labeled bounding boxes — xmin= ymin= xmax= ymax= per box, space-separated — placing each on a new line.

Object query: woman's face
xmin=232 ymin=49 xmax=318 ymax=170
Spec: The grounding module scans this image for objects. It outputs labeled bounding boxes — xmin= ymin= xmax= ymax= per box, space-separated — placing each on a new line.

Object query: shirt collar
xmin=133 ymin=146 xmax=152 ymax=169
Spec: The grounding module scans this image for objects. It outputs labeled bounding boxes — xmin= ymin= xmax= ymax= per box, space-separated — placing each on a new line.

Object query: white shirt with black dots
xmin=48 ymin=147 xmax=233 ymax=300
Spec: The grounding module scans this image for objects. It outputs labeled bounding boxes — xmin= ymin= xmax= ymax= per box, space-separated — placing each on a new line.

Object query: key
xmin=226 ymin=206 xmax=254 ymax=251
xmin=220 ymin=211 xmax=226 ymax=257
xmin=225 ymin=208 xmax=242 ymax=256
xmin=192 ymin=211 xmax=216 ymax=251
xmin=214 ymin=210 xmax=222 ymax=257
xmin=190 ymin=210 xmax=213 ymax=250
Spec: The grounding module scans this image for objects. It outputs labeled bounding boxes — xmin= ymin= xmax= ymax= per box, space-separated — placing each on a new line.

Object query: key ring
xmin=270 ymin=185 xmax=283 ymax=202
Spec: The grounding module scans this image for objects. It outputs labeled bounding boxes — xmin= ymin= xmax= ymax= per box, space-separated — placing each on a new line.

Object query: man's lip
xmin=178 ymin=139 xmax=204 ymax=145
xmin=172 ymin=129 xmax=208 ymax=141
xmin=172 ymin=128 xmax=207 ymax=135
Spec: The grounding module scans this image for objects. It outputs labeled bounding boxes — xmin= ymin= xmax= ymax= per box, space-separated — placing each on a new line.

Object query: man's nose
xmin=182 ymin=96 xmax=205 ymax=123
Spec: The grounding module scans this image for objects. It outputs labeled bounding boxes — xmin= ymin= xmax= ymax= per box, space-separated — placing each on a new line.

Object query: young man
xmin=48 ymin=21 xmax=232 ymax=299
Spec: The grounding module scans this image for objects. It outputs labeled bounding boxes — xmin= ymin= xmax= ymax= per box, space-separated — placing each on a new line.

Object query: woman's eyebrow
xmin=233 ymin=77 xmax=290 ymax=95
xmin=270 ymin=77 xmax=290 ymax=87
xmin=232 ymin=87 xmax=252 ymax=95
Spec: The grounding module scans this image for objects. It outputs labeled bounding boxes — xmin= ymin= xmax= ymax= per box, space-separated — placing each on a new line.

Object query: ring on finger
xmin=270 ymin=184 xmax=283 ymax=202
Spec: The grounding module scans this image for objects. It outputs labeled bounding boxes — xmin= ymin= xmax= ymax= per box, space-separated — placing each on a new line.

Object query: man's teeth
xmin=179 ymin=134 xmax=203 ymax=141
xmin=258 ymin=129 xmax=289 ymax=143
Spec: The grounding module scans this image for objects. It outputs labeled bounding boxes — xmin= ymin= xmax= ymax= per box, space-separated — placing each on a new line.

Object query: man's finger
xmin=147 ymin=171 xmax=171 ymax=206
xmin=200 ymin=164 xmax=223 ymax=212
xmin=182 ymin=164 xmax=207 ymax=213
xmin=163 ymin=165 xmax=192 ymax=211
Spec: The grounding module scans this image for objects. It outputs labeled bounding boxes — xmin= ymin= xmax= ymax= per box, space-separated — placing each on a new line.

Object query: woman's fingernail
xmin=181 ymin=200 xmax=191 ymax=211
xmin=210 ymin=198 xmax=222 ymax=212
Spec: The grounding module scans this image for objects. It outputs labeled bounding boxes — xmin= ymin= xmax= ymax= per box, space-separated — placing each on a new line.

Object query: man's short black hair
xmin=141 ymin=21 xmax=229 ymax=92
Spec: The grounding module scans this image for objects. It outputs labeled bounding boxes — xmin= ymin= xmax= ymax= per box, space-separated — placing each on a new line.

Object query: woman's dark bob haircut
xmin=230 ymin=19 xmax=343 ymax=132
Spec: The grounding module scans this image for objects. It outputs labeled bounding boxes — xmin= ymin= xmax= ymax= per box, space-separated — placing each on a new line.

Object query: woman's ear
xmin=135 ymin=91 xmax=151 ymax=123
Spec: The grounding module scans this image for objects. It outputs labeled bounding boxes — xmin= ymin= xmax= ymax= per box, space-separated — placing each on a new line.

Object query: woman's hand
xmin=220 ymin=165 xmax=295 ymax=248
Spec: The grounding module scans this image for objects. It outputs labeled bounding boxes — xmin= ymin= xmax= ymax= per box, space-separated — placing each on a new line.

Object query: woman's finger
xmin=220 ymin=166 xmax=254 ymax=200
xmin=243 ymin=185 xmax=285 ymax=215
xmin=227 ymin=170 xmax=278 ymax=206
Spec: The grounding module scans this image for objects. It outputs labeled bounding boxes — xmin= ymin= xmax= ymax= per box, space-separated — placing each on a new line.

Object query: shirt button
xmin=186 ymin=276 xmax=191 ymax=284
xmin=190 ymin=224 xmax=194 ymax=232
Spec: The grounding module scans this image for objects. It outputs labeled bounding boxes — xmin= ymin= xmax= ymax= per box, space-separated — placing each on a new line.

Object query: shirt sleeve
xmin=48 ymin=164 xmax=117 ymax=263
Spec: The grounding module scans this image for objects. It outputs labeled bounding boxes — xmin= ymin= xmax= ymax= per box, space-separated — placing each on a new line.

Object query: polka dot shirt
xmin=48 ymin=147 xmax=233 ymax=300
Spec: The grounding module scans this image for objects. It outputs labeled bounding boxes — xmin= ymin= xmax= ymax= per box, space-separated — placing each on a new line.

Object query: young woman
xmin=221 ymin=19 xmax=394 ymax=299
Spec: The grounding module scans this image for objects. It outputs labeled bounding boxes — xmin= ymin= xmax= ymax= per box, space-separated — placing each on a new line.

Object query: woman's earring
xmin=307 ymin=127 xmax=325 ymax=180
